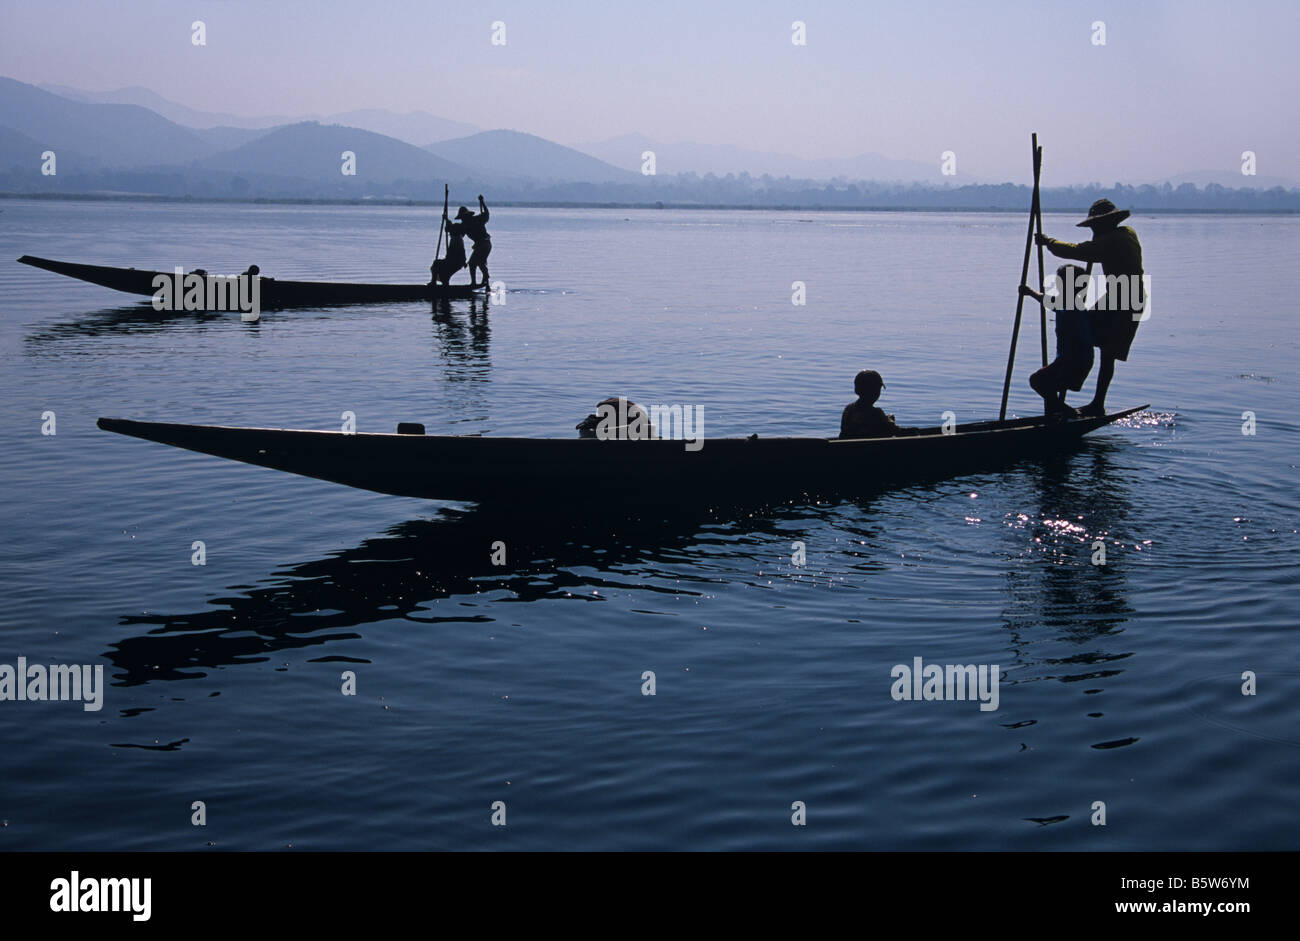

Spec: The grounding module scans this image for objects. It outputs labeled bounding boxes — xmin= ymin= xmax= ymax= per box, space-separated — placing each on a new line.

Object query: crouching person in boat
xmin=1037 ymin=199 xmax=1145 ymax=417
xmin=1021 ymin=264 xmax=1094 ymax=418
xmin=576 ymin=397 xmax=657 ymax=440
xmin=431 ymin=217 xmax=467 ymax=286
xmin=840 ymin=370 xmax=906 ymax=439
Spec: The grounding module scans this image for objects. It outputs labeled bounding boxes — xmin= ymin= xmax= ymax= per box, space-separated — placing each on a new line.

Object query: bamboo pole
xmin=1034 ymin=146 xmax=1047 ymax=366
xmin=433 ymin=183 xmax=449 ymax=272
xmin=999 ymin=133 xmax=1043 ymax=422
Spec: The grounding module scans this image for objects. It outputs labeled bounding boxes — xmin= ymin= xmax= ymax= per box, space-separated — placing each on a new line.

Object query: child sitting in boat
xmin=839 ymin=370 xmax=904 ymax=439
xmin=1021 ymin=264 xmax=1095 ymax=417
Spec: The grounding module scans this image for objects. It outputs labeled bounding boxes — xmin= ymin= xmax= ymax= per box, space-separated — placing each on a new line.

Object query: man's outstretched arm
xmin=1036 ymin=232 xmax=1099 ymax=262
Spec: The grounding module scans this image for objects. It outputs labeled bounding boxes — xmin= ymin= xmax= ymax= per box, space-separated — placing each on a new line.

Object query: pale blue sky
xmin=2 ymin=0 xmax=1296 ymax=182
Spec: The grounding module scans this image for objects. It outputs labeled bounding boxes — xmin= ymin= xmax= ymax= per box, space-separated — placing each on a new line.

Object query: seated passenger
xmin=1021 ymin=264 xmax=1095 ymax=417
xmin=576 ymin=397 xmax=656 ymax=439
xmin=840 ymin=370 xmax=904 ymax=439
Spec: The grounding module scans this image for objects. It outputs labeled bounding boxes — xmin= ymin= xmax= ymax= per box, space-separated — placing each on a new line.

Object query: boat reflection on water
xmin=22 ymin=288 xmax=490 ymax=348
xmin=23 ymin=303 xmax=231 ymax=344
xmin=104 ymin=497 xmax=823 ymax=688
xmin=103 ymin=436 xmax=1145 ymax=717
xmin=22 ymin=294 xmax=480 ymax=346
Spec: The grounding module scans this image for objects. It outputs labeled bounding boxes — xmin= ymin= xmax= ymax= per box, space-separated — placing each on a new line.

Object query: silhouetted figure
xmin=839 ymin=370 xmax=903 ymax=438
xmin=431 ymin=219 xmax=467 ymax=286
xmin=457 ymin=195 xmax=491 ymax=288
xmin=1037 ymin=199 xmax=1145 ymax=416
xmin=1021 ymin=264 xmax=1095 ymax=417
xmin=576 ymin=397 xmax=655 ymax=439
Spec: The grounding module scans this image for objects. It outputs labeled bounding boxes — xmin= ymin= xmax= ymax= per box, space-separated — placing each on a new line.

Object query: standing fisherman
xmin=1037 ymin=199 xmax=1145 ymax=416
xmin=457 ymin=195 xmax=492 ymax=289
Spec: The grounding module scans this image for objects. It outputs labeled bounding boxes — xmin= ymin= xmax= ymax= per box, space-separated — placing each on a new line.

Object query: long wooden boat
xmin=97 ymin=406 xmax=1148 ymax=504
xmin=18 ymin=255 xmax=484 ymax=307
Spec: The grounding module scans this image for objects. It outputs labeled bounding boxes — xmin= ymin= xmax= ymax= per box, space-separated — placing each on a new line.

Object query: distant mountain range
xmin=1 ymin=77 xmax=629 ymax=197
xmin=36 ymin=82 xmax=478 ymax=146
xmin=1 ymin=77 xmax=214 ymax=169
xmin=2 ymin=77 xmax=1297 ymax=209
xmin=580 ymin=132 xmax=956 ymax=183
xmin=425 ymin=130 xmax=636 ymax=184
xmin=197 ymin=122 xmax=470 ymax=184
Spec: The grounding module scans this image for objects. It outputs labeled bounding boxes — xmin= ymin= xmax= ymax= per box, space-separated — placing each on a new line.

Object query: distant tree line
xmin=2 ymin=166 xmax=1296 ymax=211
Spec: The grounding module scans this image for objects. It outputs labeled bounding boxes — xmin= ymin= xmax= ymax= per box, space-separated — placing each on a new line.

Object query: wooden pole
xmin=999 ymin=133 xmax=1043 ymax=422
xmin=1034 ymin=145 xmax=1047 ymax=366
xmin=433 ymin=183 xmax=449 ymax=270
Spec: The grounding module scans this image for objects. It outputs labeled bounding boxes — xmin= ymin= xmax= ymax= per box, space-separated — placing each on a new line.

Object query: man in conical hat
xmin=1037 ymin=198 xmax=1145 ymax=416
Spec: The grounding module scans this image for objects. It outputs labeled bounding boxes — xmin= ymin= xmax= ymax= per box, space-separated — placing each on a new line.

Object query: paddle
xmin=999 ymin=133 xmax=1044 ymax=422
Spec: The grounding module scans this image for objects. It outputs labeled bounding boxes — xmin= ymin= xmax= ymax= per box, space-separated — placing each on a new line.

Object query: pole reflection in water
xmin=998 ymin=440 xmax=1142 ymax=752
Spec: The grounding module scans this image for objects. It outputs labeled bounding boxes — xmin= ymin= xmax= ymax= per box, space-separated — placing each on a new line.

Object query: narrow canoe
xmin=17 ymin=255 xmax=484 ymax=307
xmin=97 ymin=406 xmax=1148 ymax=505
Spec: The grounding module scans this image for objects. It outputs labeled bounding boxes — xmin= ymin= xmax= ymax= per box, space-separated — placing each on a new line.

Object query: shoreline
xmin=2 ymin=191 xmax=1296 ymax=215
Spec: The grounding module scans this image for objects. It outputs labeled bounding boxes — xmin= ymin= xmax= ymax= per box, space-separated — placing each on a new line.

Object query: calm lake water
xmin=0 ymin=199 xmax=1296 ymax=850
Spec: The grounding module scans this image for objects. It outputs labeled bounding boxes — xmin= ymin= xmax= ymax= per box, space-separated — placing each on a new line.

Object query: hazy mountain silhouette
xmin=0 ymin=126 xmax=70 ymax=169
xmin=37 ymin=82 xmax=296 ymax=129
xmin=426 ymin=130 xmax=634 ymax=183
xmin=0 ymin=77 xmax=212 ymax=167
xmin=196 ymin=121 xmax=473 ymax=183
xmin=38 ymin=82 xmax=477 ymax=146
xmin=3 ymin=77 xmax=1296 ymax=208
xmin=329 ymin=109 xmax=477 ymax=146
xmin=191 ymin=126 xmax=275 ymax=151
xmin=581 ymin=132 xmax=954 ymax=182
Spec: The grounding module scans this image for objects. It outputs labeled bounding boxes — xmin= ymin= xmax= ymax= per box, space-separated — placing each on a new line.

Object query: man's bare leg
xmin=1085 ymin=354 xmax=1116 ymax=416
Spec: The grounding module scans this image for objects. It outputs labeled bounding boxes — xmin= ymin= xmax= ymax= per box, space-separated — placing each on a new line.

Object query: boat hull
xmin=97 ymin=407 xmax=1149 ymax=505
xmin=18 ymin=255 xmax=483 ymax=307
